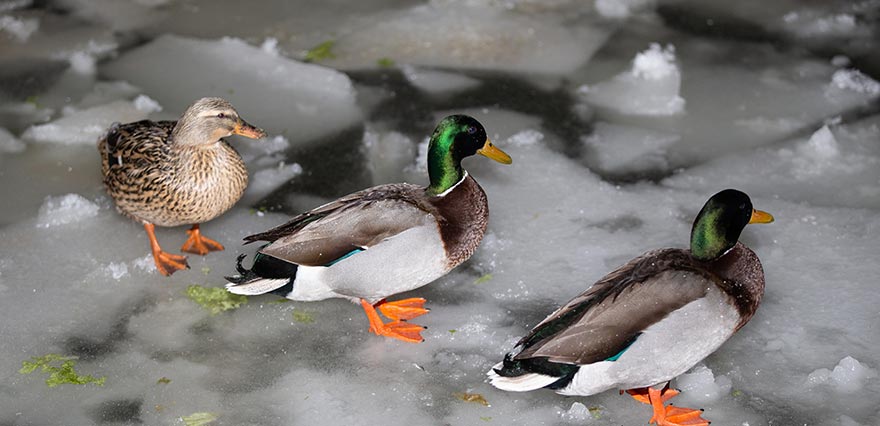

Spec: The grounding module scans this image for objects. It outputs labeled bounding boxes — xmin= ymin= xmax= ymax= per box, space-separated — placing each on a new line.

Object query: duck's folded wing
xmin=514 ymin=249 xmax=716 ymax=365
xmin=253 ymin=184 xmax=436 ymax=266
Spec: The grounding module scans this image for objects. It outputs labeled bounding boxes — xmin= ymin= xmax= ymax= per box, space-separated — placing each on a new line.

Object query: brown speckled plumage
xmin=98 ymin=119 xmax=248 ymax=227
xmin=97 ymin=97 xmax=265 ymax=276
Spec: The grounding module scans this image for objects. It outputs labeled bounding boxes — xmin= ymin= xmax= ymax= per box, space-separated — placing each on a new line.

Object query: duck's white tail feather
xmin=486 ymin=361 xmax=560 ymax=392
xmin=226 ymin=278 xmax=289 ymax=295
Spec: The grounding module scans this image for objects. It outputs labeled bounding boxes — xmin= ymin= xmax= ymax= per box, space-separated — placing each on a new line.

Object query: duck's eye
xmin=466 ymin=126 xmax=477 ymax=135
xmin=217 ymin=113 xmax=226 ymax=119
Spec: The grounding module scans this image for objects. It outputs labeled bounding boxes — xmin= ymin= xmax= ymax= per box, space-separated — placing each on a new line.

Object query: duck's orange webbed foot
xmin=181 ymin=224 xmax=225 ymax=255
xmin=153 ymin=250 xmax=189 ymax=276
xmin=376 ymin=297 xmax=430 ymax=321
xmin=144 ymin=223 xmax=190 ymax=276
xmin=360 ymin=299 xmax=425 ymax=343
xmin=625 ymin=385 xmax=709 ymax=426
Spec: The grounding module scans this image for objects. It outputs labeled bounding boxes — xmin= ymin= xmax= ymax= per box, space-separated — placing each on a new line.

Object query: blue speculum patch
xmin=325 ymin=248 xmax=365 ymax=266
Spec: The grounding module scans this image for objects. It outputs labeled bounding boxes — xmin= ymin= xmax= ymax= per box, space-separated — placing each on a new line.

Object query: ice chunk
xmin=53 ymin=39 xmax=118 ymax=75
xmin=582 ymin=122 xmax=679 ymax=175
xmin=242 ymin=162 xmax=304 ymax=205
xmin=323 ymin=4 xmax=609 ymax=75
xmin=76 ymin=80 xmax=142 ymax=108
xmin=828 ymin=69 xmax=880 ymax=96
xmin=132 ymin=94 xmax=162 ymax=113
xmin=400 ymin=65 xmax=481 ymax=96
xmin=53 ymin=0 xmax=166 ymax=32
xmin=0 ymin=127 xmax=25 ymax=153
xmin=506 ymin=129 xmax=545 ymax=147
xmin=0 ymin=14 xmax=39 ymax=42
xmin=582 ymin=44 xmax=685 ymax=115
xmin=782 ymin=12 xmax=867 ymax=38
xmin=664 ymin=116 xmax=880 ymax=209
xmin=22 ymin=98 xmax=157 ymax=145
xmin=594 ymin=0 xmax=652 ymax=18
xmin=35 ymin=194 xmax=99 ymax=228
xmin=363 ymin=128 xmax=416 ymax=184
xmin=807 ymin=356 xmax=877 ymax=394
xmin=789 ymin=125 xmax=843 ymax=179
xmin=103 ymin=35 xmax=362 ymax=146
xmin=101 ymin=262 xmax=129 ymax=280
xmin=260 ymin=37 xmax=280 ymax=56
xmin=560 ymin=401 xmax=593 ymax=422
xmin=675 ymin=364 xmax=732 ymax=404
xmin=829 ymin=356 xmax=877 ymax=394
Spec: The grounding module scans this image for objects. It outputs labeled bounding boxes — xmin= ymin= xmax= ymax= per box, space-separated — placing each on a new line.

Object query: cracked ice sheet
xmin=102 ymin=35 xmax=362 ymax=146
xmin=574 ymin=34 xmax=880 ymax=172
xmin=319 ymin=4 xmax=612 ymax=75
xmin=663 ymin=115 xmax=880 ymax=210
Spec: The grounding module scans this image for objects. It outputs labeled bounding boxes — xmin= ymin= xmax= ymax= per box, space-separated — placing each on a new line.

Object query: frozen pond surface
xmin=1 ymin=0 xmax=879 ymax=425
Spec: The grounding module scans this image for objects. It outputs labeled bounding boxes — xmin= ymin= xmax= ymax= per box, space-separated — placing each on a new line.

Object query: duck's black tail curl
xmin=225 ymin=254 xmax=263 ymax=284
xmin=224 ymin=252 xmax=298 ymax=296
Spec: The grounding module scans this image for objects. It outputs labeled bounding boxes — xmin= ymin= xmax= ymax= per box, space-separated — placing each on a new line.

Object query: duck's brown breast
xmin=429 ymin=174 xmax=489 ymax=268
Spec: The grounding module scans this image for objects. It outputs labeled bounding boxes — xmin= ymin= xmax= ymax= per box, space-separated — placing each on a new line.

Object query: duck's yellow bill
xmin=750 ymin=209 xmax=774 ymax=224
xmin=477 ymin=139 xmax=512 ymax=164
xmin=234 ymin=120 xmax=267 ymax=139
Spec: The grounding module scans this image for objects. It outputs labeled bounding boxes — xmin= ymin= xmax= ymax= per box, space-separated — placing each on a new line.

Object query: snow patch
xmin=505 ymin=129 xmax=544 ymax=147
xmin=102 ymin=262 xmax=129 ymax=280
xmin=581 ymin=43 xmax=685 ymax=115
xmin=828 ymin=69 xmax=880 ymax=96
xmin=36 ymin=194 xmax=100 ymax=228
xmin=53 ymin=39 xmax=118 ymax=75
xmin=132 ymin=94 xmax=162 ymax=113
xmin=22 ymin=98 xmax=156 ymax=145
xmin=807 ymin=356 xmax=877 ymax=394
xmin=0 ymin=14 xmax=38 ymax=42
xmin=675 ymin=364 xmax=732 ymax=404
xmin=632 ymin=43 xmax=678 ymax=80
xmin=260 ymin=37 xmax=280 ymax=56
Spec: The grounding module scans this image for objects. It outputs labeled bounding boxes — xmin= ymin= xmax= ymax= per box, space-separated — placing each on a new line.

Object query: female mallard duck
xmin=226 ymin=115 xmax=511 ymax=343
xmin=98 ymin=97 xmax=266 ymax=276
xmin=488 ymin=189 xmax=774 ymax=426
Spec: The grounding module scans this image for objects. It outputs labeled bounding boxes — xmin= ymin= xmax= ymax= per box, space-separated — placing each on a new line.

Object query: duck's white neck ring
xmin=436 ymin=171 xmax=468 ymax=197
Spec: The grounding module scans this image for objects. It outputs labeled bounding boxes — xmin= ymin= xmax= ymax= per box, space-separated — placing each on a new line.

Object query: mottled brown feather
xmin=97 ymin=119 xmax=248 ymax=227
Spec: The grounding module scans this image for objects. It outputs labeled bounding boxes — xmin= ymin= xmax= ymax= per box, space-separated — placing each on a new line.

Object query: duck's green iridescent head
xmin=690 ymin=189 xmax=774 ymax=261
xmin=426 ymin=115 xmax=512 ymax=195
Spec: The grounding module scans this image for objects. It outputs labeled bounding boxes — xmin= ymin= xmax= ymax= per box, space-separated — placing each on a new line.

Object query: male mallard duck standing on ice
xmin=99 ymin=97 xmax=266 ymax=276
xmin=226 ymin=115 xmax=511 ymax=343
xmin=488 ymin=189 xmax=774 ymax=426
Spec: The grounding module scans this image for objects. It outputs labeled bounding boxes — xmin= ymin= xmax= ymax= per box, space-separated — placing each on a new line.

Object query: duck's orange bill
xmin=477 ymin=138 xmax=512 ymax=164
xmin=234 ymin=120 xmax=267 ymax=139
xmin=750 ymin=209 xmax=774 ymax=224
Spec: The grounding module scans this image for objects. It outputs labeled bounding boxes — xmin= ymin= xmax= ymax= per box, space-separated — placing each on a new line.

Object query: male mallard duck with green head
xmin=99 ymin=97 xmax=266 ymax=276
xmin=488 ymin=189 xmax=774 ymax=426
xmin=226 ymin=115 xmax=511 ymax=343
